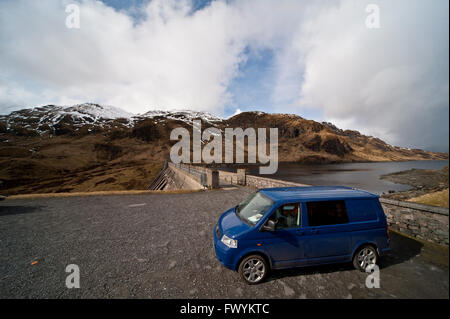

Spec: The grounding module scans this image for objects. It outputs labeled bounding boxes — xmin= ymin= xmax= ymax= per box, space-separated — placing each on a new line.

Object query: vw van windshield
xmin=236 ymin=192 xmax=274 ymax=226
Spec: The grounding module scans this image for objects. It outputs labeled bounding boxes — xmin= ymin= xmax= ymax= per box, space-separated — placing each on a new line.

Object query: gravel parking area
xmin=0 ymin=188 xmax=448 ymax=298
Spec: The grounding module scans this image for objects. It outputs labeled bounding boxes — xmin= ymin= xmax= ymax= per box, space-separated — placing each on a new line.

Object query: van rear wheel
xmin=238 ymin=255 xmax=268 ymax=285
xmin=353 ymin=245 xmax=378 ymax=272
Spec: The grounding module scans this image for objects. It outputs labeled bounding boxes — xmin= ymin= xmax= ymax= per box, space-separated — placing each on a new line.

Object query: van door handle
xmin=310 ymin=229 xmax=319 ymax=234
xmin=296 ymin=230 xmax=305 ymax=236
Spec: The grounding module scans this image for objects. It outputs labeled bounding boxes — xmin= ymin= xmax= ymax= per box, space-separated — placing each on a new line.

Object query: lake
xmin=248 ymin=160 xmax=449 ymax=195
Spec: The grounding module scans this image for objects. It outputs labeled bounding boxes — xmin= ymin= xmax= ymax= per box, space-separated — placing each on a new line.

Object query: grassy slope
xmin=409 ymin=189 xmax=449 ymax=208
xmin=0 ymin=133 xmax=167 ymax=195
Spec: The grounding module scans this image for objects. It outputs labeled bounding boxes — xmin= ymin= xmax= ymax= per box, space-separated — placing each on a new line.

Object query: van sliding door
xmin=304 ymin=200 xmax=352 ymax=262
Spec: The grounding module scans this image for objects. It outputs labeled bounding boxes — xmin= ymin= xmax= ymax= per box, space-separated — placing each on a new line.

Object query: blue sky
xmin=102 ymin=0 xmax=215 ymax=23
xmin=225 ymin=48 xmax=277 ymax=115
xmin=104 ymin=0 xmax=214 ymax=12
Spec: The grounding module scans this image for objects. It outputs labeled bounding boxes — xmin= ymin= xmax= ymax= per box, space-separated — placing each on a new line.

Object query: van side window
xmin=346 ymin=199 xmax=378 ymax=222
xmin=306 ymin=200 xmax=349 ymax=226
xmin=269 ymin=203 xmax=301 ymax=230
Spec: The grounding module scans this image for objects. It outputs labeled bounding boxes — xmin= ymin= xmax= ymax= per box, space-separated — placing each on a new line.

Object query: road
xmin=0 ymin=188 xmax=448 ymax=298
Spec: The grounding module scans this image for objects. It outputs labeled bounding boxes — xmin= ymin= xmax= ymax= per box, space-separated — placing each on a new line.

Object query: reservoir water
xmin=249 ymin=160 xmax=449 ymax=195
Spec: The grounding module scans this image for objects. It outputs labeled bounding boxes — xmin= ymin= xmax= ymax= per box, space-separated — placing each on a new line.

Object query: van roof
xmin=259 ymin=186 xmax=379 ymax=202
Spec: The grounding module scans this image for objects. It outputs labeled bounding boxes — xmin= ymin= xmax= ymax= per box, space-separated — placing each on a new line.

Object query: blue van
xmin=213 ymin=186 xmax=390 ymax=284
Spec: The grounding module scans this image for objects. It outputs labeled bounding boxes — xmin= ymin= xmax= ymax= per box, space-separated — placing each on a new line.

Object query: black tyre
xmin=353 ymin=245 xmax=378 ymax=272
xmin=238 ymin=254 xmax=268 ymax=285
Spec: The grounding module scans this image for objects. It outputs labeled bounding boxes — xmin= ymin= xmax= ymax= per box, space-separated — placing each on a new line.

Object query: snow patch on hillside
xmin=137 ymin=109 xmax=223 ymax=124
xmin=64 ymin=103 xmax=134 ymax=120
xmin=0 ymin=103 xmax=224 ymax=134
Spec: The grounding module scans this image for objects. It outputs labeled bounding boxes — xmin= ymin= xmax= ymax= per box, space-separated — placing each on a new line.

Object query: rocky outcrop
xmin=303 ymin=134 xmax=322 ymax=152
xmin=321 ymin=136 xmax=353 ymax=157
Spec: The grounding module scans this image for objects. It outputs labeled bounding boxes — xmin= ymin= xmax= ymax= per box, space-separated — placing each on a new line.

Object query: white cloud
xmin=0 ymin=0 xmax=448 ymax=151
xmin=289 ymin=0 xmax=449 ymax=150
xmin=0 ymin=0 xmax=247 ymax=114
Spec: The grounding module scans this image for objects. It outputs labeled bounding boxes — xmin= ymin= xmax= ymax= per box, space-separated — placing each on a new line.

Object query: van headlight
xmin=221 ymin=234 xmax=238 ymax=248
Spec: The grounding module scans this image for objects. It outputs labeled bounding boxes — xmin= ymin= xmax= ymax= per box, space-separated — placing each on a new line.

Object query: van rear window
xmin=345 ymin=199 xmax=378 ymax=222
xmin=306 ymin=200 xmax=349 ymax=226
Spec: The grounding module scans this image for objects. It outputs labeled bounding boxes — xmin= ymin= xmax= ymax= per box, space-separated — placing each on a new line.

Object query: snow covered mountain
xmin=0 ymin=103 xmax=447 ymax=163
xmin=135 ymin=109 xmax=222 ymax=123
xmin=0 ymin=103 xmax=223 ymax=135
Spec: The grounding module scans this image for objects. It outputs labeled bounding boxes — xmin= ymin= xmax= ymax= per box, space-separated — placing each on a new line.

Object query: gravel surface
xmin=0 ymin=188 xmax=448 ymax=298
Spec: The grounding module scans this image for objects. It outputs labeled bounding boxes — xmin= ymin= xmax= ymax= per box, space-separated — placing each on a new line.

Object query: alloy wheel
xmin=242 ymin=258 xmax=265 ymax=283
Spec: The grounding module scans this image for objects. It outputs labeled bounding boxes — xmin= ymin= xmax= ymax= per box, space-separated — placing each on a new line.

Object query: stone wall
xmin=218 ymin=170 xmax=240 ymax=185
xmin=380 ymin=198 xmax=449 ymax=245
xmin=246 ymin=174 xmax=309 ymax=189
xmin=168 ymin=163 xmax=241 ymax=186
xmin=167 ymin=162 xmax=204 ymax=190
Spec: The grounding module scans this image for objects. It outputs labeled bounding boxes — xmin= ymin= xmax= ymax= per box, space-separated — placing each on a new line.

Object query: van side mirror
xmin=261 ymin=219 xmax=276 ymax=232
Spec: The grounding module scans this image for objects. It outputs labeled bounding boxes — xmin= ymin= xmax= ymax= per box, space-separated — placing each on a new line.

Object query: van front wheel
xmin=238 ymin=255 xmax=268 ymax=285
xmin=353 ymin=245 xmax=378 ymax=272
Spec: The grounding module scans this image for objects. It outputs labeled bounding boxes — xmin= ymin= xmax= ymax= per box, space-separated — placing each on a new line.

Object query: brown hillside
xmin=0 ymin=107 xmax=447 ymax=195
